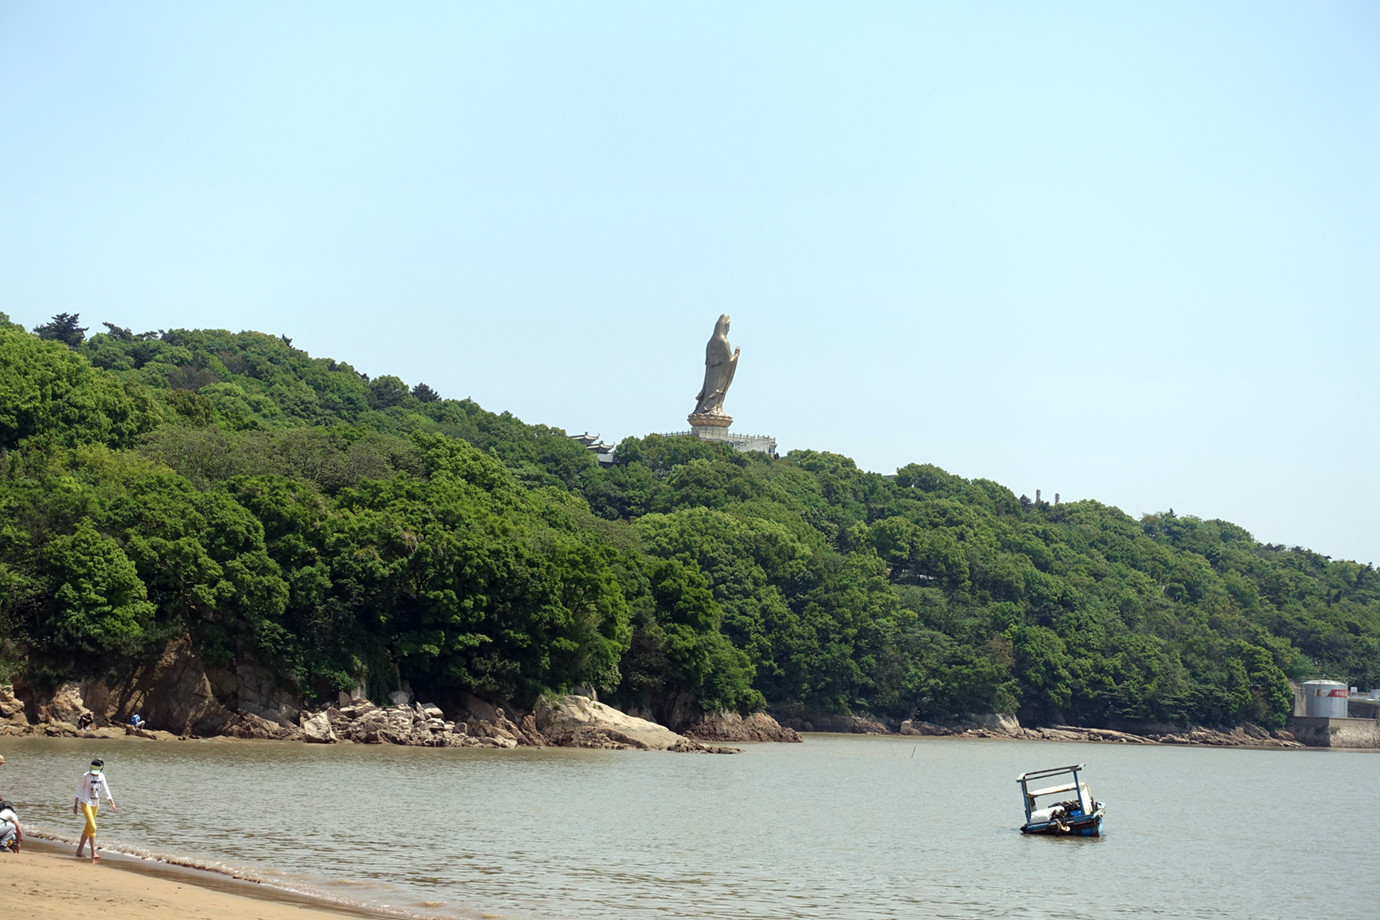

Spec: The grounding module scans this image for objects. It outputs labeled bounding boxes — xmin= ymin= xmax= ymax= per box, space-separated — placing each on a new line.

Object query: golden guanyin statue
xmin=690 ymin=314 xmax=739 ymax=423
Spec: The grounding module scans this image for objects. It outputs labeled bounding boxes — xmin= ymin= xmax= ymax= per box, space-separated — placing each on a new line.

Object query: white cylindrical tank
xmin=1302 ymin=680 xmax=1349 ymax=718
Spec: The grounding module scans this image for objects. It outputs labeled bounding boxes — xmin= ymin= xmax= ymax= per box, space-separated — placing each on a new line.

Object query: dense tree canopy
xmin=2 ymin=314 xmax=1376 ymax=730
xmin=0 ymin=323 xmax=159 ymax=451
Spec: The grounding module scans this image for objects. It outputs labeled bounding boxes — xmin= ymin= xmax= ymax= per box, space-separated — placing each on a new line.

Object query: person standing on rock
xmin=74 ymin=758 xmax=116 ymax=862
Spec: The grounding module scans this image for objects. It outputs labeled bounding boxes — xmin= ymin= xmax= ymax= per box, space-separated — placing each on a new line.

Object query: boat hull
xmin=1020 ymin=812 xmax=1103 ymax=837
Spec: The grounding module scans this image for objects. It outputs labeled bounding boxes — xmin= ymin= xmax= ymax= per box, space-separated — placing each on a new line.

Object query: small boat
xmin=1016 ymin=764 xmax=1105 ymax=837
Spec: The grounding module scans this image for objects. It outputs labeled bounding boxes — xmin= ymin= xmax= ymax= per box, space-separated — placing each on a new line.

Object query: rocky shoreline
xmin=1 ymin=636 xmax=1325 ymax=751
xmin=899 ymin=715 xmax=1308 ymax=748
xmin=0 ymin=682 xmax=773 ymax=752
xmin=2 ymin=680 xmax=1313 ymax=751
xmin=0 ymin=633 xmax=808 ymax=753
xmin=774 ymin=710 xmax=1307 ymax=748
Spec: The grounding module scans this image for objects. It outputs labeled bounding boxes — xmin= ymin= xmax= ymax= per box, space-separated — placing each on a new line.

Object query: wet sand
xmin=3 ymin=838 xmax=438 ymax=920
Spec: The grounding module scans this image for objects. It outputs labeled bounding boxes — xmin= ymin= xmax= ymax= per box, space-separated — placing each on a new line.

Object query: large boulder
xmin=41 ymin=682 xmax=88 ymax=724
xmin=954 ymin=713 xmax=1025 ymax=738
xmin=300 ymin=711 xmax=337 ymax=744
xmin=0 ymin=686 xmax=27 ymax=734
xmin=534 ymin=695 xmax=734 ymax=752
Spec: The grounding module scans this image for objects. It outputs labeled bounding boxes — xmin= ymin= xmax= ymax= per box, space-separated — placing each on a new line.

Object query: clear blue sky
xmin=3 ymin=3 xmax=1377 ymax=564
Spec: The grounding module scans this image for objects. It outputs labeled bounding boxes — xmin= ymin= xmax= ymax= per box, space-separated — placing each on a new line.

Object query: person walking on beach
xmin=74 ymin=758 xmax=116 ymax=862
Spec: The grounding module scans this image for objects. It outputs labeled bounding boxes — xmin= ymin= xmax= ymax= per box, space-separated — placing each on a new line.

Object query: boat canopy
xmin=1027 ymin=782 xmax=1079 ymax=798
xmin=1016 ymin=764 xmax=1085 ymax=785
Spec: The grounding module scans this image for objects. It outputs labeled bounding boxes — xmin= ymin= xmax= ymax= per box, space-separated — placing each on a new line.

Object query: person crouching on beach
xmin=74 ymin=758 xmax=116 ymax=862
xmin=0 ymin=797 xmax=22 ymax=852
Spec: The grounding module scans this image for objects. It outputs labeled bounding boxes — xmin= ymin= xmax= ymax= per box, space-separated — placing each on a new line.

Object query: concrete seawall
xmin=1286 ymin=716 xmax=1380 ymax=748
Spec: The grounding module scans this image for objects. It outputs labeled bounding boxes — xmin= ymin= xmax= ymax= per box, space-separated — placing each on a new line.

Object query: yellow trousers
xmin=81 ymin=803 xmax=99 ymax=837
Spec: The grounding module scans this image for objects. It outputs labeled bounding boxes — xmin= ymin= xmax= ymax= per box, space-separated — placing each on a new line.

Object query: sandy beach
xmin=1 ymin=839 xmax=414 ymax=920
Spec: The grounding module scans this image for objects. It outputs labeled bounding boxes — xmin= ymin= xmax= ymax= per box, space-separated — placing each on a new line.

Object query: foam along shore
xmin=4 ymin=837 xmax=432 ymax=920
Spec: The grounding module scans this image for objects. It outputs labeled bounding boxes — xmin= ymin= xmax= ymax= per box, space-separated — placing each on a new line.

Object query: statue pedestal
xmin=688 ymin=413 xmax=733 ymax=436
xmin=671 ymin=414 xmax=775 ymax=456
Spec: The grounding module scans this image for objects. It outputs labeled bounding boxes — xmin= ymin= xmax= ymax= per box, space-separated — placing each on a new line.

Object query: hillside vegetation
xmin=2 ymin=312 xmax=1377 ymax=730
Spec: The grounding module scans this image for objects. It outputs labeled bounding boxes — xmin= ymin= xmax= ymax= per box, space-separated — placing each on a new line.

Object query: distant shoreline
xmin=10 ymin=716 xmax=1368 ymax=752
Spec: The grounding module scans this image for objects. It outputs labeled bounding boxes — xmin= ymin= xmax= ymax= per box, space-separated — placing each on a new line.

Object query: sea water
xmin=2 ymin=733 xmax=1376 ymax=920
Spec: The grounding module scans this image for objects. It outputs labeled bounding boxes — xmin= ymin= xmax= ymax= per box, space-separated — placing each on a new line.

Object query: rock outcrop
xmin=207 ymin=659 xmax=301 ymax=730
xmin=8 ymin=637 xmax=295 ymax=738
xmin=535 ymin=695 xmax=738 ymax=752
xmin=319 ymin=699 xmax=476 ymax=747
xmin=899 ymin=713 xmax=1026 ymax=738
xmin=98 ymin=636 xmax=236 ymax=736
xmin=1147 ymin=724 xmax=1303 ymax=748
xmin=683 ymin=710 xmax=800 ymax=743
xmin=0 ymin=685 xmax=29 ymax=732
xmin=291 ymin=697 xmax=544 ymax=748
xmin=771 ymin=707 xmax=890 ymax=734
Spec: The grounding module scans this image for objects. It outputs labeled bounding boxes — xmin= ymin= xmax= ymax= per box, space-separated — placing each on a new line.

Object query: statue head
xmin=716 ymin=314 xmax=731 ymax=336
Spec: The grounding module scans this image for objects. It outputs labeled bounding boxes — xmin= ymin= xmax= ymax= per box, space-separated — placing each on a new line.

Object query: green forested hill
xmin=2 ymin=313 xmax=1377 ymax=730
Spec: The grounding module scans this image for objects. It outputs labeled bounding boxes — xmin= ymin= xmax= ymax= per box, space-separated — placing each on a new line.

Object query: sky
xmin=2 ymin=3 xmax=1377 ymax=564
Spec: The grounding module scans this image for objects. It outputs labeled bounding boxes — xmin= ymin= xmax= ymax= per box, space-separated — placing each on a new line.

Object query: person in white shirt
xmin=74 ymin=758 xmax=117 ymax=862
xmin=0 ymin=798 xmax=20 ymax=852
